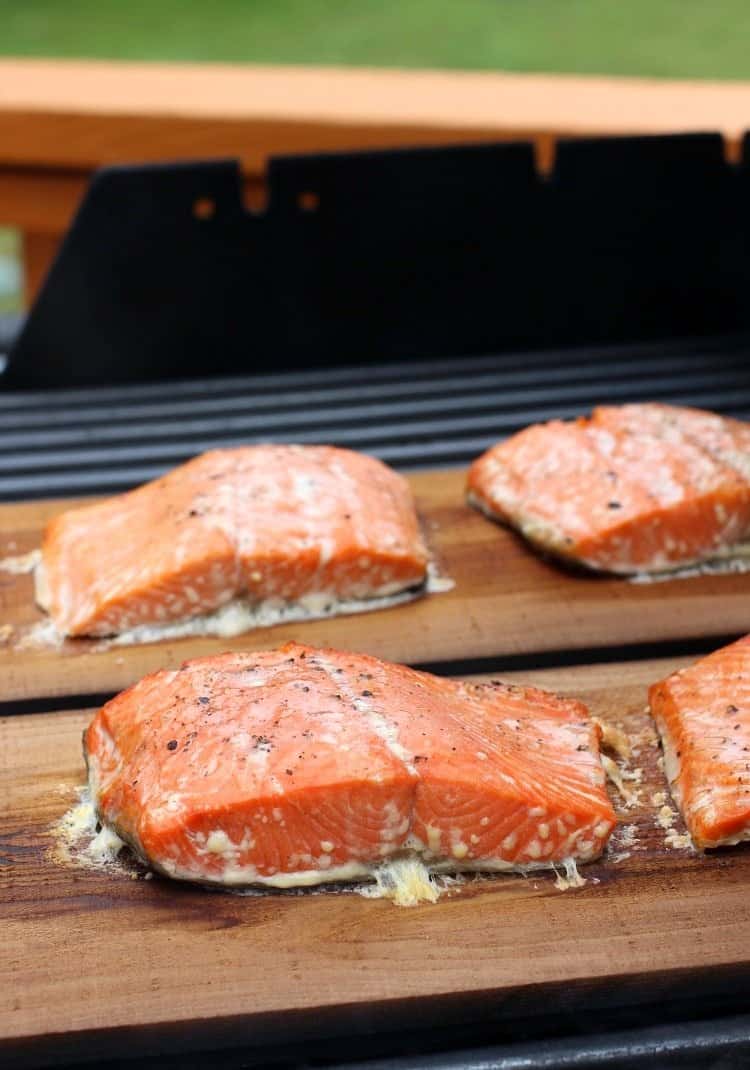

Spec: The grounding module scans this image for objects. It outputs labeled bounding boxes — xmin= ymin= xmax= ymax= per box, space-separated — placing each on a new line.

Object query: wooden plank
xmin=3 ymin=655 xmax=750 ymax=1064
xmin=3 ymin=469 xmax=750 ymax=703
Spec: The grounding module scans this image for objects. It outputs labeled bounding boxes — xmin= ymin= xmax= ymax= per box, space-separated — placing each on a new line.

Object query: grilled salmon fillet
xmin=84 ymin=642 xmax=616 ymax=888
xmin=38 ymin=446 xmax=428 ymax=637
xmin=649 ymin=636 xmax=750 ymax=849
xmin=467 ymin=403 xmax=750 ymax=574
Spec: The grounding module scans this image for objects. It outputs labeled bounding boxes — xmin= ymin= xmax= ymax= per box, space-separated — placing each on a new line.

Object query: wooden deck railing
xmin=3 ymin=58 xmax=750 ymax=306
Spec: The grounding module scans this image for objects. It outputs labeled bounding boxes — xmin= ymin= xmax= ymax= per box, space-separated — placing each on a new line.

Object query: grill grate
xmin=1 ymin=332 xmax=749 ymax=500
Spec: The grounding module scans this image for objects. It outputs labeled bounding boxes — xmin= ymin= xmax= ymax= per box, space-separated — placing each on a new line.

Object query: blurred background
xmin=2 ymin=1 xmax=748 ymax=75
xmin=2 ymin=0 xmax=749 ymax=315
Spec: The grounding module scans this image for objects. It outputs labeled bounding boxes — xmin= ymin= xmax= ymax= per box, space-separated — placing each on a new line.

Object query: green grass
xmin=0 ymin=229 xmax=20 ymax=314
xmin=1 ymin=0 xmax=749 ymax=81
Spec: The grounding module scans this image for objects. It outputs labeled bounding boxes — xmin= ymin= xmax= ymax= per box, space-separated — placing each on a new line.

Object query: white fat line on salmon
xmin=629 ymin=542 xmax=750 ymax=583
xmin=471 ymin=484 xmax=750 ymax=581
xmin=19 ymin=586 xmax=424 ymax=649
xmin=27 ymin=529 xmax=450 ymax=645
xmin=0 ymin=548 xmax=41 ymax=574
xmin=650 ymin=708 xmax=687 ymax=822
xmin=467 ymin=489 xmax=568 ymax=557
xmin=51 ymin=792 xmax=599 ymax=905
xmin=313 ymin=650 xmax=417 ymax=775
xmin=23 ymin=560 xmax=452 ymax=649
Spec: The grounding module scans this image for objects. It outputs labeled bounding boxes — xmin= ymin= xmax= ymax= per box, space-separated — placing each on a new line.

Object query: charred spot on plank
xmin=607 ymin=500 xmax=622 ymax=510
xmin=361 ymin=690 xmax=373 ymax=697
xmin=166 ymin=740 xmax=178 ymax=751
xmin=198 ymin=696 xmax=210 ymax=705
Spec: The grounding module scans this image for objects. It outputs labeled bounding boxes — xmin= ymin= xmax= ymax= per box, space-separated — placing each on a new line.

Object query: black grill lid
xmin=5 ymin=132 xmax=750 ymax=388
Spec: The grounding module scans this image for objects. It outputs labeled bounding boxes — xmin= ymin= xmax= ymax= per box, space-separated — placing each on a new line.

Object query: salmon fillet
xmin=467 ymin=403 xmax=750 ymax=574
xmin=649 ymin=636 xmax=750 ymax=849
xmin=84 ymin=642 xmax=616 ymax=888
xmin=38 ymin=446 xmax=428 ymax=637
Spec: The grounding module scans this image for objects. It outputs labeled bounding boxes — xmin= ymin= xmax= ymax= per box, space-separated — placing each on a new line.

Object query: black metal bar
xmin=342 ymin=1016 xmax=750 ymax=1070
xmin=0 ymin=335 xmax=749 ymax=499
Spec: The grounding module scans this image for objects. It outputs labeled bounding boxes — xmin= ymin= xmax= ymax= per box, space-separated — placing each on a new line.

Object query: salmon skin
xmin=84 ymin=643 xmax=616 ymax=889
xmin=650 ymin=636 xmax=750 ymax=849
xmin=38 ymin=446 xmax=428 ymax=637
xmin=467 ymin=403 xmax=750 ymax=574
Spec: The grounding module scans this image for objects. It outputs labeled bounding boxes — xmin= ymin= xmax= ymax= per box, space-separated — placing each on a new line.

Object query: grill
xmin=0 ymin=332 xmax=749 ymax=500
xmin=4 ymin=137 xmax=750 ymax=1069
xmin=4 ymin=133 xmax=750 ymax=501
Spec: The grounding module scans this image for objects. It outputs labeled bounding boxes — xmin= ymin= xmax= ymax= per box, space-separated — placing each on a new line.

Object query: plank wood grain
xmin=3 ymin=656 xmax=750 ymax=1065
xmin=2 ymin=470 xmax=750 ymax=703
